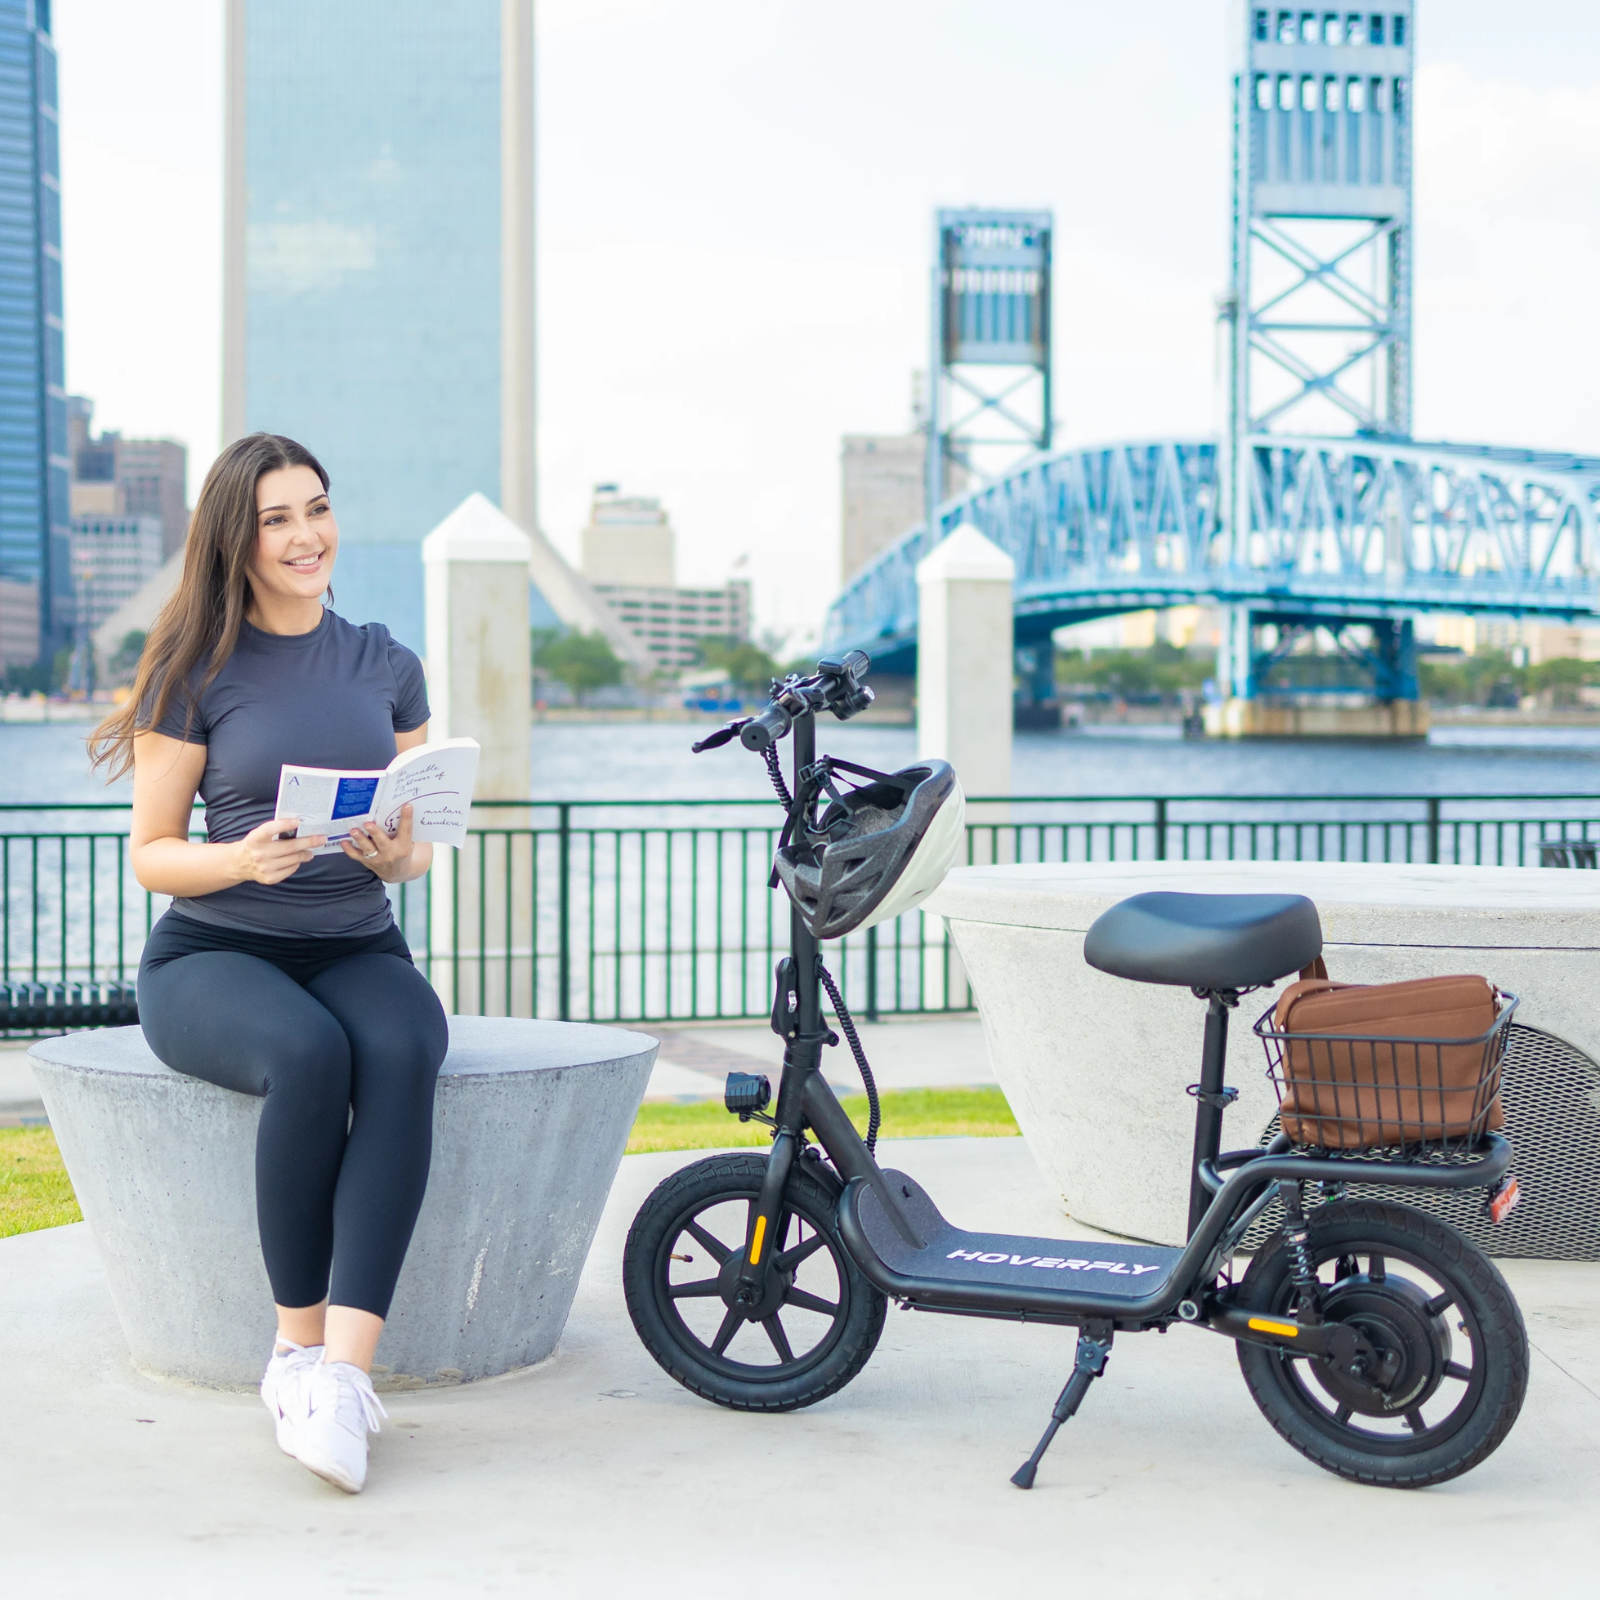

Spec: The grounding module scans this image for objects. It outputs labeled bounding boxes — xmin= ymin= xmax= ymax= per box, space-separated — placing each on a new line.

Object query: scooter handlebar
xmin=739 ymin=703 xmax=793 ymax=750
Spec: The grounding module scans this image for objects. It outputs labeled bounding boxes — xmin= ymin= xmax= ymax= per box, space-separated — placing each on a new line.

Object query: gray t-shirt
xmin=151 ymin=611 xmax=430 ymax=937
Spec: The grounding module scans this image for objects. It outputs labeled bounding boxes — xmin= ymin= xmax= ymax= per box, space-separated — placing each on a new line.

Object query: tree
xmin=1055 ymin=640 xmax=1210 ymax=701
xmin=532 ymin=629 xmax=623 ymax=704
xmin=696 ymin=636 xmax=779 ymax=691
xmin=109 ymin=630 xmax=146 ymax=685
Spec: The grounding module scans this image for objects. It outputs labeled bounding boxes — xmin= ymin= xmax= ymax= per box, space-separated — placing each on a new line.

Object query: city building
xmin=68 ymin=516 xmax=163 ymax=636
xmin=841 ymin=435 xmax=923 ymax=584
xmin=0 ymin=1 xmax=70 ymax=672
xmin=68 ymin=397 xmax=188 ymax=558
xmin=579 ymin=485 xmax=751 ymax=676
xmin=840 ymin=432 xmax=966 ymax=585
xmin=1439 ymin=615 xmax=1600 ymax=666
xmin=224 ymin=0 xmax=536 ymax=648
xmin=580 ymin=487 xmax=675 ymax=588
xmin=593 ymin=582 xmax=752 ymax=676
xmin=0 ymin=577 xmax=37 ymax=667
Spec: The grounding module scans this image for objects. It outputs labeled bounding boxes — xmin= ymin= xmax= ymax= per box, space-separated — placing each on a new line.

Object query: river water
xmin=6 ymin=718 xmax=1600 ymax=809
xmin=6 ymin=717 xmax=1596 ymax=1009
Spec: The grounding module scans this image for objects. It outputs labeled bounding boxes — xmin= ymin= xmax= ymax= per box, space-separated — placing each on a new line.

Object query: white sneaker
xmin=260 ymin=1340 xmax=324 ymax=1454
xmin=285 ymin=1361 xmax=388 ymax=1494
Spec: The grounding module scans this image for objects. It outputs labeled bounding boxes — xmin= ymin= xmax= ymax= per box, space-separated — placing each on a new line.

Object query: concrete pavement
xmin=1 ymin=1134 xmax=1596 ymax=1598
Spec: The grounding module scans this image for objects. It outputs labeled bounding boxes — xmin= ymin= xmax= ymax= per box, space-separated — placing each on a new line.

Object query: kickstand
xmin=1011 ymin=1325 xmax=1113 ymax=1490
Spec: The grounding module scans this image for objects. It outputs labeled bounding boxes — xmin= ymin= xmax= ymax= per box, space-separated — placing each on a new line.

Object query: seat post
xmin=1186 ymin=991 xmax=1236 ymax=1237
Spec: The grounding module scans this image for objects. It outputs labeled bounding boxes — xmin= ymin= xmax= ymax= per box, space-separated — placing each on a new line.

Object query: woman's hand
xmin=232 ymin=816 xmax=327 ymax=885
xmin=341 ymin=803 xmax=428 ymax=883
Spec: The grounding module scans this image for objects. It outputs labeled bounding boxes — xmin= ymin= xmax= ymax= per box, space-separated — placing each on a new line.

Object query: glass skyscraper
xmin=225 ymin=0 xmax=536 ymax=649
xmin=0 ymin=0 xmax=69 ymax=672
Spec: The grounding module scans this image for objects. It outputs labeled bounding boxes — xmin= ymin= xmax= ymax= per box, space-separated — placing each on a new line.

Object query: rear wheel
xmin=623 ymin=1151 xmax=886 ymax=1411
xmin=1236 ymin=1199 xmax=1527 ymax=1487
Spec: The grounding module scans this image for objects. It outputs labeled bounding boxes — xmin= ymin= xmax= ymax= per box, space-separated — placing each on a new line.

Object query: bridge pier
xmin=1013 ymin=639 xmax=1061 ymax=730
xmin=1205 ymin=608 xmax=1429 ymax=739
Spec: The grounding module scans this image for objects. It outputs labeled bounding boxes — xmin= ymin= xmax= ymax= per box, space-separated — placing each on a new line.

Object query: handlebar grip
xmin=739 ymin=703 xmax=793 ymax=750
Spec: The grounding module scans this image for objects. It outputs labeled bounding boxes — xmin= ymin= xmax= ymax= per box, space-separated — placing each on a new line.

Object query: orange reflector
xmin=1247 ymin=1317 xmax=1299 ymax=1339
xmin=748 ymin=1214 xmax=768 ymax=1264
xmin=1487 ymin=1176 xmax=1521 ymax=1224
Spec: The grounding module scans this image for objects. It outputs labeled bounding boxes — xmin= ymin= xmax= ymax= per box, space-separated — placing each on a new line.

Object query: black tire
xmin=1236 ymin=1199 xmax=1528 ymax=1487
xmin=623 ymin=1151 xmax=886 ymax=1411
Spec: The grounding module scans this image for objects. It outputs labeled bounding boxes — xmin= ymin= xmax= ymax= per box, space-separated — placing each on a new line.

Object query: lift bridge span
xmin=822 ymin=7 xmax=1600 ymax=724
xmin=821 ymin=433 xmax=1600 ymax=676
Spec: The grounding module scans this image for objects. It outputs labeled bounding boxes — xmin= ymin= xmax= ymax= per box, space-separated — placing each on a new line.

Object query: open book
xmin=274 ymin=738 xmax=481 ymax=856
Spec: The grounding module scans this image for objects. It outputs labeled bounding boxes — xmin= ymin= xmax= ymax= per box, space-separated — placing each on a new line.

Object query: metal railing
xmin=2 ymin=792 xmax=1597 ymax=1025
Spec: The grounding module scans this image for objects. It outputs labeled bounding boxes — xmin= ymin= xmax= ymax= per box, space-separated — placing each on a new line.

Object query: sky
xmin=54 ymin=0 xmax=1600 ymax=649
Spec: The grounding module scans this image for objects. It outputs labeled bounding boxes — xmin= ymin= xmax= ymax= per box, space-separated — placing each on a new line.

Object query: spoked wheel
xmin=623 ymin=1151 xmax=886 ymax=1411
xmin=1236 ymin=1199 xmax=1528 ymax=1487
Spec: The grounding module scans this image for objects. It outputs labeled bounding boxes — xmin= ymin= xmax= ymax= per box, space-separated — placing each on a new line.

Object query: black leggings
xmin=138 ymin=912 xmax=449 ymax=1318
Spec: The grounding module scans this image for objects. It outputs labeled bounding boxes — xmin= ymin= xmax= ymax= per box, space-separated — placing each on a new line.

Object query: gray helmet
xmin=775 ymin=761 xmax=966 ymax=941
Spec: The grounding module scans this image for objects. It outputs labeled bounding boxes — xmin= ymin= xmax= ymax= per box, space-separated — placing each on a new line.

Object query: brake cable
xmin=818 ymin=962 xmax=881 ymax=1155
xmin=762 ymin=744 xmax=793 ymax=809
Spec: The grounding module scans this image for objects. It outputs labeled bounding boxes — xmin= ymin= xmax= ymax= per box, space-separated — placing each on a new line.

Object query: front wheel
xmin=1235 ymin=1199 xmax=1528 ymax=1487
xmin=623 ymin=1151 xmax=887 ymax=1411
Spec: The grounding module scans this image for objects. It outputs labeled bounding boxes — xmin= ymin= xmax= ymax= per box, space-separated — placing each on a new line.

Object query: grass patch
xmin=0 ymin=1125 xmax=81 ymax=1238
xmin=627 ymin=1085 xmax=1018 ymax=1155
xmin=0 ymin=1090 xmax=1019 ymax=1236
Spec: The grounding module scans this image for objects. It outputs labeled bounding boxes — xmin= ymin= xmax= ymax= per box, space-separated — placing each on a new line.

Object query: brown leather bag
xmin=1271 ymin=963 xmax=1505 ymax=1149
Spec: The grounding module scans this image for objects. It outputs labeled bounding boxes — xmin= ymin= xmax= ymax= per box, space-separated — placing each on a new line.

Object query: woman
xmin=91 ymin=433 xmax=449 ymax=1494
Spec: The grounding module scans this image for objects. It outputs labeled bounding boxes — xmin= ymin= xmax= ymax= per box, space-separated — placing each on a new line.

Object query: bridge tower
xmin=926 ymin=208 xmax=1055 ymax=718
xmin=1218 ymin=4 xmax=1419 ymax=730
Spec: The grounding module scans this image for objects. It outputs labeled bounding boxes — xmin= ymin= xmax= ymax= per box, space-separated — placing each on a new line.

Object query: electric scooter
xmin=623 ymin=654 xmax=1529 ymax=1488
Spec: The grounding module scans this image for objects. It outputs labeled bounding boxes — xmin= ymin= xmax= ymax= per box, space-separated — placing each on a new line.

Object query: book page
xmin=376 ymin=740 xmax=479 ymax=845
xmin=274 ymin=766 xmax=386 ymax=856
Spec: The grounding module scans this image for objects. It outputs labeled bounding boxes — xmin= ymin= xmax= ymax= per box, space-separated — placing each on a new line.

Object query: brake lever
xmin=691 ymin=718 xmax=751 ymax=754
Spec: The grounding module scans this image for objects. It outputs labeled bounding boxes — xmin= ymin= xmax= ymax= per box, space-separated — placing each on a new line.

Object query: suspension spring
xmin=1277 ymin=1182 xmax=1319 ymax=1305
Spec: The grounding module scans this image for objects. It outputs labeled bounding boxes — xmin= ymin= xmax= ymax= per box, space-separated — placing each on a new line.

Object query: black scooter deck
xmin=860 ymin=1170 xmax=1183 ymax=1300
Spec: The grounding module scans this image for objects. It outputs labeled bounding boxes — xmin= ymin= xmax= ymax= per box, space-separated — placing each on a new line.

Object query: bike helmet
xmin=775 ymin=760 xmax=965 ymax=940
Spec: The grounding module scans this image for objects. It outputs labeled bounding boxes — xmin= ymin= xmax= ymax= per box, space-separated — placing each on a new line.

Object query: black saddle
xmin=1083 ymin=891 xmax=1322 ymax=991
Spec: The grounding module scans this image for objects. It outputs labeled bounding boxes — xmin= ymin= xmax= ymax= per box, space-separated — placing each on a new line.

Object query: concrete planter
xmin=926 ymin=860 xmax=1600 ymax=1248
xmin=30 ymin=1016 xmax=656 ymax=1390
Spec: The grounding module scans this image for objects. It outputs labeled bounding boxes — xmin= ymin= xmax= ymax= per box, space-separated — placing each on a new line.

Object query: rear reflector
xmin=1485 ymin=1176 xmax=1521 ymax=1224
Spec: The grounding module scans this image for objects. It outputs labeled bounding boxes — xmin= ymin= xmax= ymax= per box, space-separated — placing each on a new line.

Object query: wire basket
xmin=1252 ymin=989 xmax=1519 ymax=1156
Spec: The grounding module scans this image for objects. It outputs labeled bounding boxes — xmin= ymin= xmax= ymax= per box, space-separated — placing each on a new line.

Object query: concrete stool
xmin=927 ymin=859 xmax=1600 ymax=1253
xmin=29 ymin=1016 xmax=656 ymax=1390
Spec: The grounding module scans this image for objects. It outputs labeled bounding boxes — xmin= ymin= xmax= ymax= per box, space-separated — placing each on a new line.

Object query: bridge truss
xmin=822 ymin=435 xmax=1600 ymax=675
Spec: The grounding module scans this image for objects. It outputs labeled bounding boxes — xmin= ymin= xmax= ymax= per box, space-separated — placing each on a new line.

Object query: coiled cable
xmin=763 ymin=743 xmax=793 ymax=810
xmin=818 ymin=962 xmax=881 ymax=1154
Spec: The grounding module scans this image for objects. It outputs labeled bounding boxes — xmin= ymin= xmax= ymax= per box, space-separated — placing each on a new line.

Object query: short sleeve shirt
xmin=151 ymin=611 xmax=429 ymax=937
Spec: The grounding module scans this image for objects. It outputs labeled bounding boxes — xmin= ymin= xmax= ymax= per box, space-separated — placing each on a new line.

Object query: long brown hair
xmin=90 ymin=433 xmax=330 ymax=781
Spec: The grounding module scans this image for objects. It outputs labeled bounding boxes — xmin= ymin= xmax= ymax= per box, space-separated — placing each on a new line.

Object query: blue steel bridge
xmin=823 ymin=8 xmax=1600 ymax=710
xmin=821 ymin=434 xmax=1600 ymax=680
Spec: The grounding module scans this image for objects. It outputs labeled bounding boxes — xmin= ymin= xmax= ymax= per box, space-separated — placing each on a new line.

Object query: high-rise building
xmin=577 ymin=485 xmax=750 ymax=676
xmin=840 ymin=435 xmax=924 ymax=584
xmin=0 ymin=1 xmax=69 ymax=672
xmin=839 ymin=433 xmax=967 ymax=585
xmin=68 ymin=397 xmax=189 ymax=559
xmin=580 ymin=487 xmax=675 ymax=588
xmin=68 ymin=515 xmax=163 ymax=635
xmin=224 ymin=0 xmax=535 ymax=648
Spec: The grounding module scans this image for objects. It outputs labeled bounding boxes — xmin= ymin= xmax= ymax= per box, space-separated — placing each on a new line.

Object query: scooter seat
xmin=1084 ymin=891 xmax=1321 ymax=990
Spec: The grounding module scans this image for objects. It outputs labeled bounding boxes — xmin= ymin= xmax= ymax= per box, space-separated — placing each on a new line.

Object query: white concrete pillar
xmin=916 ymin=523 xmax=1014 ymax=802
xmin=422 ymin=493 xmax=535 ymax=1016
xmin=422 ymin=492 xmax=533 ymax=801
